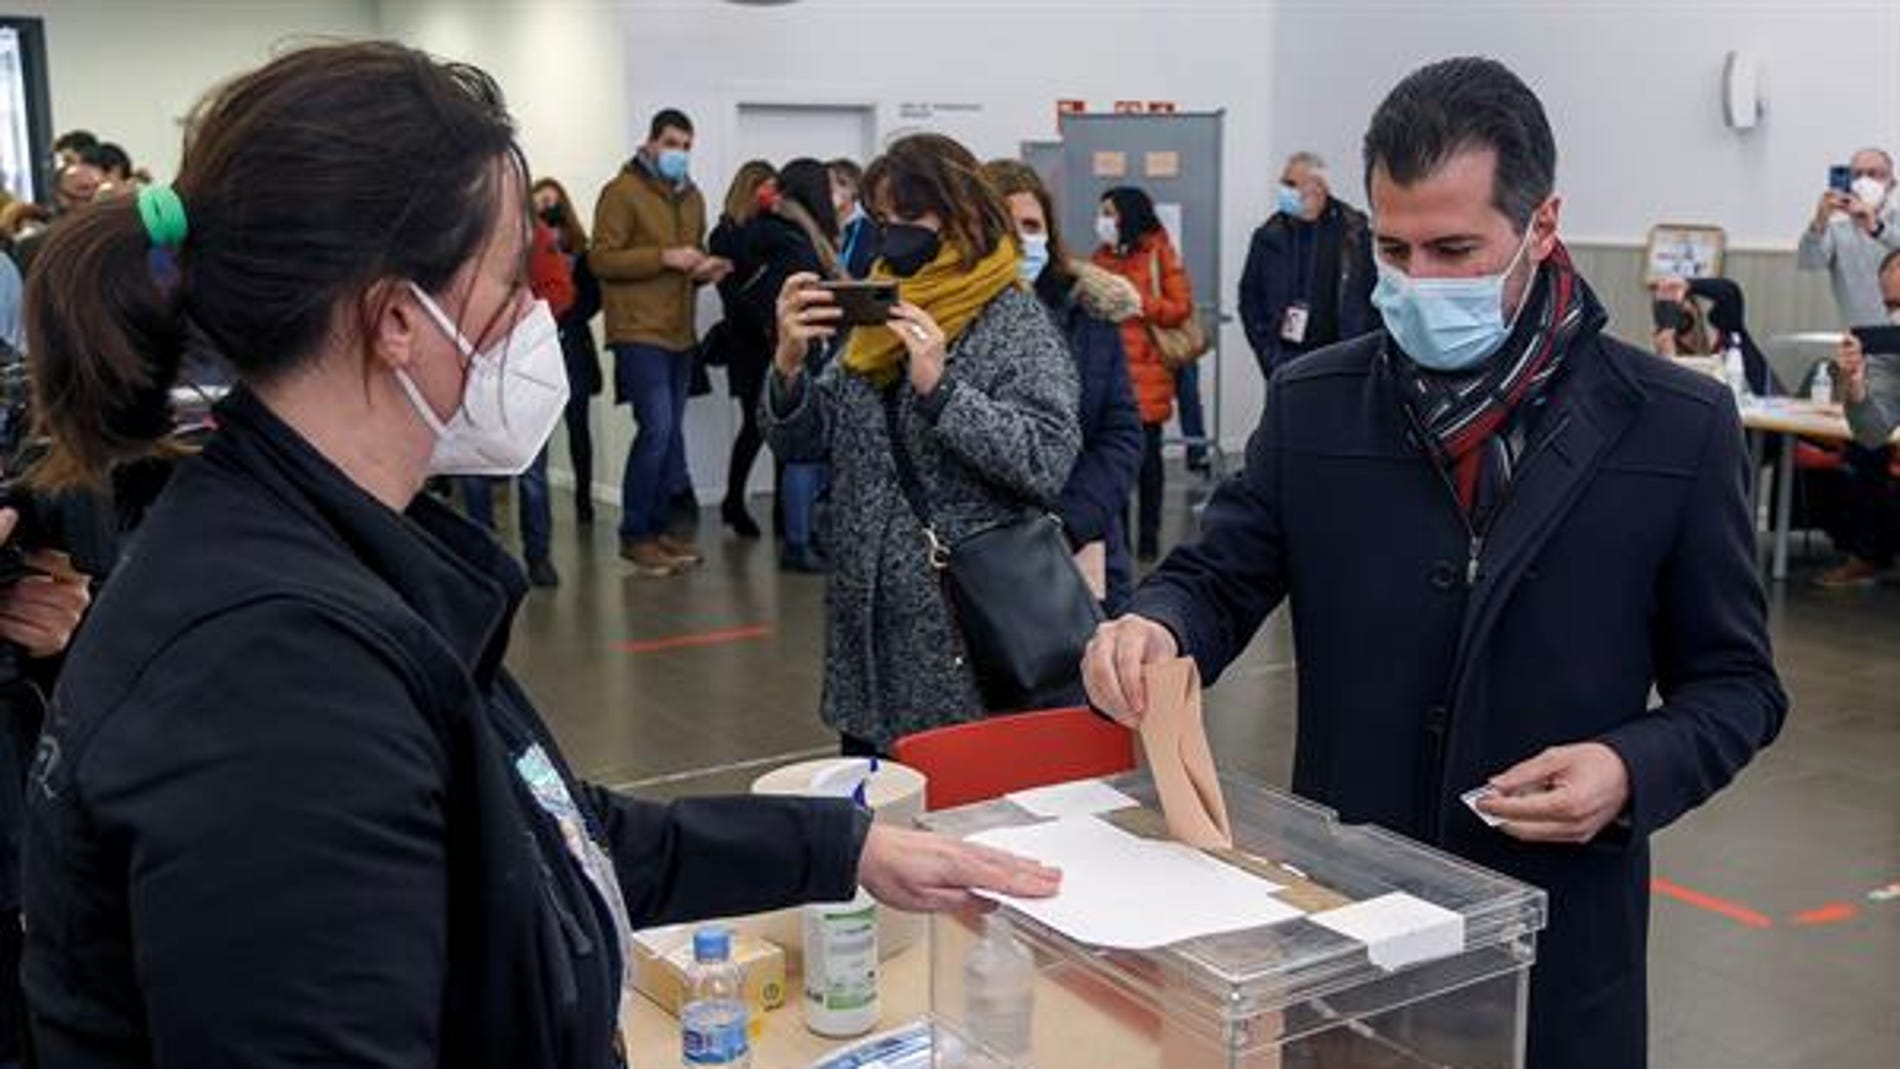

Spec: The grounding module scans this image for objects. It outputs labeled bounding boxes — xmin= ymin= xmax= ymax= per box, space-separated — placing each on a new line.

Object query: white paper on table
xmin=1007 ymin=779 xmax=1139 ymax=820
xmin=1308 ymin=892 xmax=1465 ymax=971
xmin=968 ymin=815 xmax=1302 ymax=949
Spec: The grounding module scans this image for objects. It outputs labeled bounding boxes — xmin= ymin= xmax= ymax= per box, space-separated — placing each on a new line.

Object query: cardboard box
xmin=631 ymin=927 xmax=787 ymax=1026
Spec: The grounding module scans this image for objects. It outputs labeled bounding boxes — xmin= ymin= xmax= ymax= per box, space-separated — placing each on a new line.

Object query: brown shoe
xmin=658 ymin=534 xmax=704 ymax=566
xmin=1815 ymin=557 xmax=1883 ymax=589
xmin=620 ymin=539 xmax=683 ymax=577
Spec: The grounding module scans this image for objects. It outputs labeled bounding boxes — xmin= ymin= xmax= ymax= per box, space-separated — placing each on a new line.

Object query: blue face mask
xmin=1276 ymin=184 xmax=1305 ymax=217
xmin=656 ymin=149 xmax=690 ymax=183
xmin=1371 ymin=226 xmax=1537 ymax=372
xmin=1018 ymin=232 xmax=1050 ymax=284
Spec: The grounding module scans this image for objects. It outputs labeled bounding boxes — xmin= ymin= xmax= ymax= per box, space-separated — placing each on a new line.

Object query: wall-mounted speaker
xmin=1723 ymin=50 xmax=1763 ymax=131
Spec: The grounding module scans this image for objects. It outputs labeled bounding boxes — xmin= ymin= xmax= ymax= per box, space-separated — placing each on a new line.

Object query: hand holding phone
xmin=819 ymin=280 xmax=901 ymax=327
xmin=1849 ymin=324 xmax=1900 ymax=356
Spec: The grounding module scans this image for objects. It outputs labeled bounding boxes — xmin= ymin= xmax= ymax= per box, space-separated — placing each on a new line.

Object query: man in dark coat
xmin=1084 ymin=57 xmax=1786 ymax=1069
xmin=1239 ymin=151 xmax=1380 ymax=379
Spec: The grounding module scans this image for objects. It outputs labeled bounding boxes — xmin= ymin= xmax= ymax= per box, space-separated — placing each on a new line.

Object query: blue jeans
xmin=614 ymin=343 xmax=692 ymax=540
xmin=458 ymin=446 xmax=552 ymax=562
xmin=782 ymin=462 xmax=830 ymax=549
xmin=1174 ymin=361 xmax=1207 ymax=465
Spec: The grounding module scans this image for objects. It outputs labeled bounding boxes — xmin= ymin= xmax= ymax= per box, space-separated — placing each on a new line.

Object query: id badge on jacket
xmin=1281 ymin=302 xmax=1311 ymax=345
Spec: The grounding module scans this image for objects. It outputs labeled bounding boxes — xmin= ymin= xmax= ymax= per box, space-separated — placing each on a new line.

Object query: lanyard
xmin=839 ymin=215 xmax=864 ymax=276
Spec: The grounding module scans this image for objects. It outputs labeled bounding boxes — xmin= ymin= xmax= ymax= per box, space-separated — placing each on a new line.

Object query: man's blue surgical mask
xmin=657 ymin=149 xmax=691 ymax=183
xmin=1276 ymin=184 xmax=1305 ymax=217
xmin=1018 ymin=232 xmax=1051 ymax=285
xmin=1371 ymin=225 xmax=1538 ymax=373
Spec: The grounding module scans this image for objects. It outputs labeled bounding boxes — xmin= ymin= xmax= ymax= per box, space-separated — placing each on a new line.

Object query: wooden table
xmin=627 ymin=945 xmax=929 ymax=1068
xmin=1739 ymin=398 xmax=1900 ymax=581
xmin=624 ymin=931 xmax=1163 ymax=1068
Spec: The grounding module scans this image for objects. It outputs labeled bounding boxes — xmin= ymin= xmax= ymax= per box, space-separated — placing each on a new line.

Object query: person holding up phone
xmin=1799 ymin=147 xmax=1900 ymax=327
xmin=763 ymin=133 xmax=1080 ymax=755
xmin=1817 ymin=250 xmax=1900 ymax=587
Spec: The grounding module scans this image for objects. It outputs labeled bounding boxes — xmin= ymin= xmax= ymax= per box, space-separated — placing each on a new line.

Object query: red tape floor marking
xmin=1650 ymin=878 xmax=1775 ymax=929
xmin=614 ymin=625 xmax=773 ymax=655
xmin=1790 ymin=902 xmax=1858 ymax=927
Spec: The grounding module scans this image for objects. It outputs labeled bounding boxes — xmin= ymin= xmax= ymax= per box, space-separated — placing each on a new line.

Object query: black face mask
xmin=537 ymin=205 xmax=563 ymax=227
xmin=879 ymin=223 xmax=942 ymax=278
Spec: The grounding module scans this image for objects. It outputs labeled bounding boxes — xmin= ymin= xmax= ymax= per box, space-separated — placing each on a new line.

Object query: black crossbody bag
xmin=882 ymin=387 xmax=1101 ymax=710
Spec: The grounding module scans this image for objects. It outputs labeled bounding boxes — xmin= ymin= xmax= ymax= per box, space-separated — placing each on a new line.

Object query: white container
xmin=1811 ymin=361 xmax=1835 ymax=404
xmin=1725 ymin=344 xmax=1751 ymax=403
xmin=962 ymin=913 xmax=1035 ymax=1059
xmin=922 ymin=772 xmax=1549 ymax=1069
xmin=681 ymin=927 xmax=752 ymax=1068
xmin=803 ymin=887 xmax=880 ymax=1038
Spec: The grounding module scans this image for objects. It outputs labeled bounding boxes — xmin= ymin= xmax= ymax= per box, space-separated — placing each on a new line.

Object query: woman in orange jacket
xmin=1092 ymin=185 xmax=1193 ymax=560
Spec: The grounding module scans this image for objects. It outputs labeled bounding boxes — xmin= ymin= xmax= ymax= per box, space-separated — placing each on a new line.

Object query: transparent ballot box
xmin=918 ymin=773 xmax=1548 ymax=1069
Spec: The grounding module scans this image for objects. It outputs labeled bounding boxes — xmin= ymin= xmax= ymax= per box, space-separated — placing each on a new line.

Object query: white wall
xmin=1268 ymin=0 xmax=1900 ymax=249
xmin=614 ymin=0 xmax=1279 ymax=469
xmin=16 ymin=0 xmax=378 ymax=183
xmin=377 ymin=0 xmax=638 ymax=502
xmin=379 ymin=0 xmax=1280 ymax=485
xmin=375 ymin=0 xmax=630 ymax=232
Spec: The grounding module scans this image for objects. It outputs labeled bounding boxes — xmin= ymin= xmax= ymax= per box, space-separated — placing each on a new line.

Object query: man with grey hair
xmin=1799 ymin=146 xmax=1900 ymax=326
xmin=1238 ymin=150 xmax=1378 ymax=377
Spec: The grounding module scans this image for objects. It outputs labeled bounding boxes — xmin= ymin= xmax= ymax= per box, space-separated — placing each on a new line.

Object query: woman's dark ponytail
xmin=24 ymin=197 xmax=187 ymax=489
xmin=21 ymin=40 xmax=518 ymax=491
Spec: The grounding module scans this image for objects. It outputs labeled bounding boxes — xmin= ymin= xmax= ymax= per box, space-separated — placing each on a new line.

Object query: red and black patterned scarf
xmin=1388 ymin=240 xmax=1605 ymax=528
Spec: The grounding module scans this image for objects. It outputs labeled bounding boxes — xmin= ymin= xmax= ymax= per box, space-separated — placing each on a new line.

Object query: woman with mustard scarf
xmin=763 ymin=133 xmax=1083 ymax=756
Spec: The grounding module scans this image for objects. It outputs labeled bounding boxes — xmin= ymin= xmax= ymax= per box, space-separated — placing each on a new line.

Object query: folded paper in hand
xmin=1140 ymin=657 xmax=1233 ymax=850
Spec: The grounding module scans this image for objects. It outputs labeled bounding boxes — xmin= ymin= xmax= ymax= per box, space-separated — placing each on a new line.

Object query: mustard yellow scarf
xmin=841 ymin=238 xmax=1021 ymax=388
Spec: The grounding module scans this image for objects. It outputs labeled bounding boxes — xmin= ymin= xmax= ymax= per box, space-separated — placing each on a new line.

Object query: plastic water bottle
xmin=1724 ymin=344 xmax=1751 ymax=405
xmin=682 ymin=928 xmax=751 ymax=1068
xmin=1811 ymin=360 xmax=1835 ymax=405
xmin=962 ymin=913 xmax=1036 ymax=1060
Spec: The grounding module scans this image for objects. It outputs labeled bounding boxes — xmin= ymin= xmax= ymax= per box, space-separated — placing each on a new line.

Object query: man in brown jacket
xmin=590 ymin=108 xmax=731 ymax=575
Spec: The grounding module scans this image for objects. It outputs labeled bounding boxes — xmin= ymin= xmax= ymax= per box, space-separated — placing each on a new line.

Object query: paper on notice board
xmin=968 ymin=815 xmax=1300 ymax=949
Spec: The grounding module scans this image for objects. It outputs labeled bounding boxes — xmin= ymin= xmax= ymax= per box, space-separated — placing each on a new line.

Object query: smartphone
xmin=1651 ymin=300 xmax=1686 ymax=334
xmin=1829 ymin=164 xmax=1852 ymax=194
xmin=1850 ymin=324 xmax=1900 ymax=355
xmin=817 ymin=280 xmax=900 ymax=327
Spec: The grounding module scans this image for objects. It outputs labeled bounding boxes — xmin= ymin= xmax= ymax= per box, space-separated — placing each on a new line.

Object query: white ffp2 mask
xmin=1853 ymin=175 xmax=1890 ymax=210
xmin=397 ymin=282 xmax=570 ymax=477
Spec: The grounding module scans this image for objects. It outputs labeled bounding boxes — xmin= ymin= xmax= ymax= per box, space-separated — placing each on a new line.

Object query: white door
xmin=732 ymin=103 xmax=875 ymax=175
xmin=684 ymin=103 xmax=876 ymax=505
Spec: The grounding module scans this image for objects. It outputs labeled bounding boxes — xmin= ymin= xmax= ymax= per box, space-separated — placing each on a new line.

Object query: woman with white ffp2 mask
xmin=397 ymin=282 xmax=569 ymax=477
xmin=16 ymin=41 xmax=1061 ymax=1069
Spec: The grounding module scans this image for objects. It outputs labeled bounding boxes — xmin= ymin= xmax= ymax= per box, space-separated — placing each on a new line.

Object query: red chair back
xmin=892 ymin=707 xmax=1137 ymax=811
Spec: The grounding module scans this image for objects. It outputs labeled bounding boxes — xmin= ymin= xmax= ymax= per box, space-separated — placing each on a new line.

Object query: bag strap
xmin=881 ymin=387 xmax=950 ymax=568
xmin=1148 ymin=247 xmax=1162 ymax=302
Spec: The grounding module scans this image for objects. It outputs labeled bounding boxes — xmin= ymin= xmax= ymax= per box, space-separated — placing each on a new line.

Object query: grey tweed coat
xmin=763 ymin=285 xmax=1082 ymax=748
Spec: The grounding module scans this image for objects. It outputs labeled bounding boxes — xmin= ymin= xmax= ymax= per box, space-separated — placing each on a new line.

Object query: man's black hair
xmin=648 ymin=108 xmax=693 ymax=142
xmin=1363 ymin=56 xmax=1556 ymax=229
